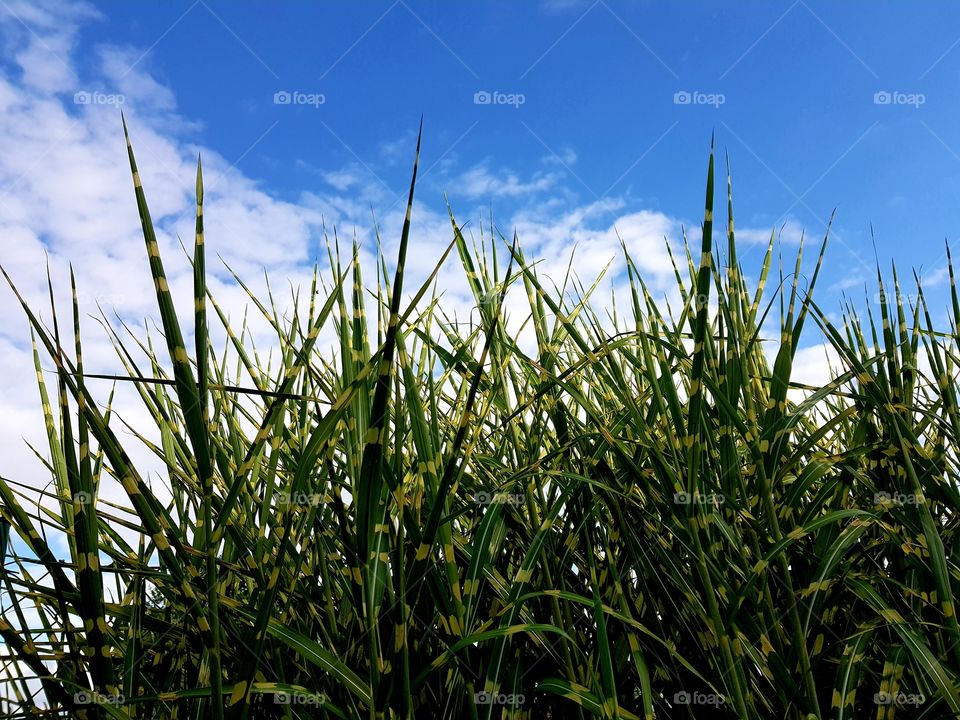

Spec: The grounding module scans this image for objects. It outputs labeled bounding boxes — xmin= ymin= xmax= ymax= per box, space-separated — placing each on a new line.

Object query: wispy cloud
xmin=539 ymin=0 xmax=593 ymax=15
xmin=735 ymin=218 xmax=806 ymax=245
xmin=451 ymin=163 xmax=562 ymax=199
xmin=542 ymin=146 xmax=577 ymax=166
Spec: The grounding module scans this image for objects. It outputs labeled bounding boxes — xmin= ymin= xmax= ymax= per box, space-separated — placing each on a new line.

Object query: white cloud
xmin=318 ymin=165 xmax=365 ymax=191
xmin=920 ymin=262 xmax=950 ymax=287
xmin=830 ymin=273 xmax=867 ymax=292
xmin=735 ymin=217 xmax=805 ymax=245
xmin=379 ymin=134 xmax=417 ymax=166
xmin=0 ymin=0 xmax=97 ymax=93
xmin=0 ymin=3 xmax=339 ymax=524
xmin=790 ymin=342 xmax=844 ymax=389
xmin=513 ymin=204 xmax=678 ymax=284
xmin=452 ymin=163 xmax=562 ymax=199
xmin=541 ymin=146 xmax=577 ymax=166
xmin=98 ymin=46 xmax=178 ymax=113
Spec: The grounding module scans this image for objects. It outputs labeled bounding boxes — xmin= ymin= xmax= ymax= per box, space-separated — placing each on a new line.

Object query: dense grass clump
xmin=2 ymin=123 xmax=960 ymax=719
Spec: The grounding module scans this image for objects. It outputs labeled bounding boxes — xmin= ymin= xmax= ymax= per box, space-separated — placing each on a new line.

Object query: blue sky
xmin=73 ymin=0 xmax=960 ymax=292
xmin=2 ymin=1 xmax=960 ymax=500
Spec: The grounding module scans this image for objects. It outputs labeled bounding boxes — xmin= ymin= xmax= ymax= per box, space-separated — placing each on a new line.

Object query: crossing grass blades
xmin=1 ymin=120 xmax=960 ymax=719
